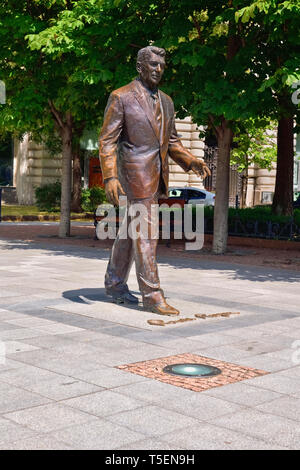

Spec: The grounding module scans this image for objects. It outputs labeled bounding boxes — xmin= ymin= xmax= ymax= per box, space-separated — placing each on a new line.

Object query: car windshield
xmin=187 ymin=189 xmax=205 ymax=199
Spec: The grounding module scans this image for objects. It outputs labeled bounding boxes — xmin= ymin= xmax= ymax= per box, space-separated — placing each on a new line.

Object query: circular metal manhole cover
xmin=163 ymin=363 xmax=222 ymax=378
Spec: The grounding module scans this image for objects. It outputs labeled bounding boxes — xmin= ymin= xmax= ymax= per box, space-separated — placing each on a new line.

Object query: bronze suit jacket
xmin=99 ymin=79 xmax=196 ymax=200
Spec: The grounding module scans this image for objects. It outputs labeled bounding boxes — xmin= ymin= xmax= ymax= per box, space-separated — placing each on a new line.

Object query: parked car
xmin=159 ymin=186 xmax=215 ymax=207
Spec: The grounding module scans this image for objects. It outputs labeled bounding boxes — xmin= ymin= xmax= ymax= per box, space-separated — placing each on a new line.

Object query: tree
xmin=0 ymin=0 xmax=167 ymax=235
xmin=29 ymin=0 xmax=291 ymax=249
xmin=235 ymin=0 xmax=300 ymax=216
xmin=148 ymin=1 xmax=274 ymax=253
xmin=0 ymin=0 xmax=111 ymax=236
xmin=232 ymin=119 xmax=277 ymax=172
xmin=231 ymin=118 xmax=277 ymax=207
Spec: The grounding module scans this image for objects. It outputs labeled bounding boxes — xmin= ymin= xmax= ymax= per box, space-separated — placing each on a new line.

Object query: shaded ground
xmin=0 ymin=221 xmax=299 ymax=272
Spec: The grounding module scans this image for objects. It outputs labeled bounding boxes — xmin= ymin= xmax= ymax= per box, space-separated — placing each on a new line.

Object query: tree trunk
xmin=272 ymin=115 xmax=294 ymax=216
xmin=71 ymin=141 xmax=82 ymax=213
xmin=212 ymin=118 xmax=233 ymax=254
xmin=59 ymin=119 xmax=73 ymax=238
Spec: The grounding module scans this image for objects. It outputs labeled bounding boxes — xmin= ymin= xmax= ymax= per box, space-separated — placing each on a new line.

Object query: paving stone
xmin=191 ymin=345 xmax=255 ymax=363
xmin=187 ymin=332 xmax=242 ymax=348
xmin=7 ymin=349 xmax=105 ymax=376
xmin=33 ymin=323 xmax=85 ymax=335
xmin=95 ymin=346 xmax=173 ymax=367
xmin=0 ymin=364 xmax=65 ymax=388
xmin=75 ymin=366 xmax=149 ymax=389
xmin=233 ymin=355 xmax=293 ymax=373
xmin=13 ymin=375 xmax=104 ymax=401
xmin=0 ymin=382 xmax=52 ymax=413
xmin=49 ymin=419 xmax=143 ymax=449
xmin=4 ymin=340 xmax=40 ymax=355
xmin=62 ymin=330 xmax=117 ymax=343
xmin=0 ymin=310 xmax=29 ymax=321
xmin=1 ymin=436 xmax=74 ymax=450
xmin=230 ymin=340 xmax=284 ymax=355
xmin=159 ymin=423 xmax=289 ymax=450
xmin=24 ymin=340 xmax=107 ymax=357
xmin=261 ymin=346 xmax=299 ymax=363
xmin=242 ymin=373 xmax=300 ymax=396
xmin=114 ymin=379 xmax=193 ymax=404
xmin=106 ymin=405 xmax=199 ymax=438
xmin=62 ymin=390 xmax=146 ymax=417
xmin=39 ymin=310 xmax=114 ymax=330
xmin=0 ymin=417 xmax=38 ymax=446
xmin=100 ymin=325 xmax=148 ymax=337
xmin=19 ymin=334 xmax=83 ymax=350
xmin=0 ymin=328 xmax=51 ymax=341
xmin=152 ymin=391 xmax=245 ymax=421
xmin=255 ymin=396 xmax=300 ymax=421
xmin=125 ymin=331 xmax=214 ymax=352
xmin=118 ymin=438 xmax=185 ymax=450
xmin=209 ymin=408 xmax=300 ymax=449
xmin=273 ymin=366 xmax=300 ymax=380
xmin=115 ymin=379 xmax=244 ymax=421
xmin=4 ymin=403 xmax=97 ymax=433
xmin=0 ymin=358 xmax=25 ymax=373
xmin=4 ymin=317 xmax=56 ymax=328
xmin=0 ymin=322 xmax=24 ymax=332
xmin=89 ymin=336 xmax=144 ymax=351
xmin=202 ymin=381 xmax=283 ymax=406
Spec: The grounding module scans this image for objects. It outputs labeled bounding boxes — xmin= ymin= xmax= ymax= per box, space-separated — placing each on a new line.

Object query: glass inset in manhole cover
xmin=163 ymin=363 xmax=222 ymax=378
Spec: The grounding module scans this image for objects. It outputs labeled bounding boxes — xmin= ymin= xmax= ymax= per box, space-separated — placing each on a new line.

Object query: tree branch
xmin=209 ymin=114 xmax=221 ymax=139
xmin=191 ymin=14 xmax=202 ymax=41
xmin=48 ymin=99 xmax=65 ymax=129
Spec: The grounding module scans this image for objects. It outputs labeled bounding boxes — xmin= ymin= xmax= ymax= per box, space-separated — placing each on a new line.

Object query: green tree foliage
xmin=0 ymin=0 xmax=167 ymax=235
xmin=149 ymin=0 xmax=299 ymax=248
xmin=231 ymin=119 xmax=277 ymax=171
xmin=235 ymin=0 xmax=300 ymax=215
xmin=148 ymin=0 xmax=276 ymax=253
xmin=0 ymin=0 xmax=112 ymax=235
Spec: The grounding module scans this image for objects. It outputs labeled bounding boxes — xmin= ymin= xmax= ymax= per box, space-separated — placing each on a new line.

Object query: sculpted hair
xmin=136 ymin=46 xmax=166 ymax=65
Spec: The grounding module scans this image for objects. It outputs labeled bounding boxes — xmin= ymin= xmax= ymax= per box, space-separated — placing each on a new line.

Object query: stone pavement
xmin=0 ymin=222 xmax=300 ymax=449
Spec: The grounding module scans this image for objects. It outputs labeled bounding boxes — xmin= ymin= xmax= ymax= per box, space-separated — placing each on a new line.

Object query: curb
xmin=205 ymin=234 xmax=300 ymax=251
xmin=1 ymin=214 xmax=94 ymax=222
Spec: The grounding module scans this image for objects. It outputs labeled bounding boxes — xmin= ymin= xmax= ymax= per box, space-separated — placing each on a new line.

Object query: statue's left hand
xmin=190 ymin=159 xmax=211 ymax=179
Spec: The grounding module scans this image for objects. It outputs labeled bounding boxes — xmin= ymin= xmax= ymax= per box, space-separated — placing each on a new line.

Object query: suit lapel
xmin=133 ymin=80 xmax=160 ymax=142
xmin=158 ymin=91 xmax=167 ymax=147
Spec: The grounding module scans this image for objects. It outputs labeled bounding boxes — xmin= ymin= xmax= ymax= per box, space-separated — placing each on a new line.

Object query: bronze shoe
xmin=145 ymin=300 xmax=180 ymax=316
xmin=106 ymin=289 xmax=139 ymax=304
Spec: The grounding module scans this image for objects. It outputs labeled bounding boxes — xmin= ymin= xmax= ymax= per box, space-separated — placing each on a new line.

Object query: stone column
xmin=14 ymin=135 xmax=62 ymax=205
xmin=169 ymin=117 xmax=205 ymax=189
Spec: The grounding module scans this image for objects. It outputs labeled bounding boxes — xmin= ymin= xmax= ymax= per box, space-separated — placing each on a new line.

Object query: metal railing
xmin=205 ymin=215 xmax=300 ymax=241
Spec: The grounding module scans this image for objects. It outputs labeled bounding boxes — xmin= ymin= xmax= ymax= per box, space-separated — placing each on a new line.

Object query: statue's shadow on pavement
xmin=62 ymin=288 xmax=143 ymax=311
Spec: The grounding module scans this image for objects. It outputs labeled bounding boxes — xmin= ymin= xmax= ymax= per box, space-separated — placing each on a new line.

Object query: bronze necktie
xmin=151 ymin=92 xmax=162 ymax=132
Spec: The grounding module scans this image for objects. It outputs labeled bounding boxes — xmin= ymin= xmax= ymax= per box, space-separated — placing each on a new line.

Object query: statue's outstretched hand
xmin=190 ymin=159 xmax=211 ymax=179
xmin=105 ymin=178 xmax=125 ymax=206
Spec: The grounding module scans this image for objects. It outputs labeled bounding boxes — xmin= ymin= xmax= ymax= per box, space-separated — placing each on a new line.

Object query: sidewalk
xmin=0 ymin=222 xmax=300 ymax=449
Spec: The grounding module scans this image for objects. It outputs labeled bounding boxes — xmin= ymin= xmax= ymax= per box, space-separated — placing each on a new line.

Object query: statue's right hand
xmin=105 ymin=178 xmax=125 ymax=206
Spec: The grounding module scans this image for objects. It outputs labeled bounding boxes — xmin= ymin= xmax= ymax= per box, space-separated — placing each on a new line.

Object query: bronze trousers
xmin=105 ymin=196 xmax=165 ymax=306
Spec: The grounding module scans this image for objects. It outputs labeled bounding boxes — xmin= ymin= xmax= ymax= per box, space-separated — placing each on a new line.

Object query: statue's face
xmin=137 ymin=52 xmax=165 ymax=89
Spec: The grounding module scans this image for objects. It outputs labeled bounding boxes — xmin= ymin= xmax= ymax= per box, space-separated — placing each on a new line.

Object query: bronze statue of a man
xmin=99 ymin=46 xmax=210 ymax=316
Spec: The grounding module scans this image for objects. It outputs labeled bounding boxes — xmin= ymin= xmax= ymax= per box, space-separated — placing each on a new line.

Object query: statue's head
xmin=136 ymin=46 xmax=166 ymax=90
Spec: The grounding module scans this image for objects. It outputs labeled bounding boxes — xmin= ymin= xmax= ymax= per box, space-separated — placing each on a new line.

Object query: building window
xmin=261 ymin=192 xmax=274 ymax=204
